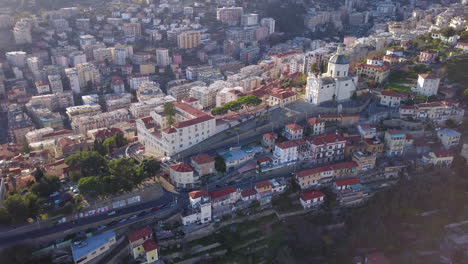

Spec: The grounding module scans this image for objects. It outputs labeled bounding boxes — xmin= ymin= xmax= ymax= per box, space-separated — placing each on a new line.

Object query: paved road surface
xmin=0 ymin=191 xmax=180 ymax=248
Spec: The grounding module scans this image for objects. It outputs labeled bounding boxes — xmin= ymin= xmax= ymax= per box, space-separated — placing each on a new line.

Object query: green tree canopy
xmin=163 ymin=102 xmax=176 ymax=126
xmin=215 ymin=155 xmax=227 ymax=173
xmin=65 ymin=151 xmax=108 ymax=179
xmin=30 ymin=175 xmax=60 ymax=198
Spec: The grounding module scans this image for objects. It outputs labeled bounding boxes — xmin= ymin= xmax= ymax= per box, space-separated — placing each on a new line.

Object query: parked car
xmin=129 ymin=215 xmax=137 ymax=220
xmin=107 ymin=211 xmax=116 ymax=216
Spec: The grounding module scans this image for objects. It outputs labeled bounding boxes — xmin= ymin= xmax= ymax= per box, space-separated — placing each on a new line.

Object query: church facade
xmin=306 ymin=44 xmax=358 ymax=105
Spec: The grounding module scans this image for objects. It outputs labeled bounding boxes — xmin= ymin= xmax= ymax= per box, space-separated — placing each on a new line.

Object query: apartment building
xmin=65 ymin=68 xmax=81 ymax=94
xmin=379 ymin=90 xmax=408 ymax=107
xmin=399 ymin=101 xmax=464 ymax=124
xmin=169 ymin=162 xmax=198 ymax=188
xmin=76 ymin=63 xmax=101 ymax=88
xmin=307 ymin=133 xmax=346 ymax=164
xmin=122 ymin=22 xmax=142 ymax=38
xmin=129 ymin=96 xmax=176 ymax=118
xmin=66 ymin=104 xmax=102 ymax=121
xmin=437 ymin=128 xmax=461 ymax=149
xmin=295 ymin=161 xmax=359 ymax=189
xmin=48 ymin=75 xmax=63 ymax=93
xmin=384 ymin=130 xmax=407 ymax=156
xmin=137 ymin=102 xmax=216 ymax=157
xmin=137 ymin=81 xmax=163 ymax=102
xmin=216 ymin=7 xmax=243 ymax=25
xmin=129 ymin=74 xmax=150 ymax=90
xmin=177 ymin=31 xmax=201 ymax=49
xmin=28 ymin=91 xmax=74 ymax=111
xmin=156 ymin=48 xmax=171 ymax=67
xmin=35 ymin=81 xmax=50 ymax=94
xmin=168 ymin=81 xmax=206 ymax=101
xmin=71 ymin=109 xmax=129 ymax=134
xmin=416 ymin=73 xmax=440 ymax=96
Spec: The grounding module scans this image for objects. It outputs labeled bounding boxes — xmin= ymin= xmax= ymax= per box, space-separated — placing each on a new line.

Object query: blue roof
xmin=71 ymin=231 xmax=115 ymax=261
xmin=439 ymin=128 xmax=461 ymax=137
xmin=329 ymin=54 xmax=349 ymax=65
xmin=218 ymin=146 xmax=263 ymax=163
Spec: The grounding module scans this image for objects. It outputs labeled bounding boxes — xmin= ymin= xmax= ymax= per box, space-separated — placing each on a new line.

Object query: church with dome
xmin=306 ymin=44 xmax=358 ymax=105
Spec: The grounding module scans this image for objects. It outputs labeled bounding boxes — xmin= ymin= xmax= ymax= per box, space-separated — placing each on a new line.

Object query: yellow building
xmin=127 ymin=227 xmax=159 ymax=263
xmin=177 ymin=31 xmax=201 ymax=49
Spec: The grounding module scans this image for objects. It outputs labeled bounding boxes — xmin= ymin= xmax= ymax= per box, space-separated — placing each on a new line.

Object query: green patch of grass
xmin=385 ymin=83 xmax=412 ymax=93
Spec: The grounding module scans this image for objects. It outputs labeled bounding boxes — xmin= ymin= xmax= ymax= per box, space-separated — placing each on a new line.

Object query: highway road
xmin=0 ymin=190 xmax=183 ymax=248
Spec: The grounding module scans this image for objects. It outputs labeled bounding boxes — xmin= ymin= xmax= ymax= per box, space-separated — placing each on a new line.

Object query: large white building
xmin=156 ymin=48 xmax=171 ymax=67
xmin=6 ymin=51 xmax=27 ymax=68
xmin=71 ymin=109 xmax=129 ymax=134
xmin=306 ymin=44 xmax=358 ymax=105
xmin=415 ymin=73 xmax=440 ymax=96
xmin=76 ymin=63 xmax=101 ymax=89
xmin=137 ymin=102 xmax=216 ymax=157
xmin=260 ymin=18 xmax=275 ymax=35
xmin=13 ymin=20 xmax=33 ymax=44
xmin=48 ymin=75 xmax=63 ymax=93
xmin=65 ymin=68 xmax=81 ymax=94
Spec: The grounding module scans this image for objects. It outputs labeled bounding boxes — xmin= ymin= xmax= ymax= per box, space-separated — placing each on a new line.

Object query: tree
xmin=21 ymin=138 xmax=31 ymax=154
xmin=0 ymin=207 xmax=11 ymax=225
xmin=30 ymin=176 xmax=60 ymax=198
xmin=65 ymin=151 xmax=108 ymax=180
xmin=93 ymin=139 xmax=107 ymax=156
xmin=77 ymin=177 xmax=101 ymax=197
xmin=445 ymin=119 xmax=457 ymax=129
xmin=214 ymin=155 xmax=227 ymax=174
xmin=310 ymin=62 xmax=318 ymax=73
xmin=351 ymin=91 xmax=358 ymax=101
xmin=463 ymin=88 xmax=468 ymax=101
xmin=108 ymin=158 xmax=145 ymax=193
xmin=140 ymin=158 xmax=161 ymax=179
xmin=33 ymin=167 xmax=45 ymax=182
xmin=441 ymin=27 xmax=456 ymax=38
xmin=3 ymin=193 xmax=39 ymax=223
xmin=163 ymin=102 xmax=176 ymax=126
xmin=0 ymin=244 xmax=33 ymax=264
xmin=211 ymin=106 xmax=229 ymax=116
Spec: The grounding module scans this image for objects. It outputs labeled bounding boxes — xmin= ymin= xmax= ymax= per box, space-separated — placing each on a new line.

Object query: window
xmin=337 ymin=71 xmax=340 ymax=76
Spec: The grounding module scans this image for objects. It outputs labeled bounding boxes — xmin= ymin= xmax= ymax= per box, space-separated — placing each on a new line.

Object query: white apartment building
xmin=66 ymin=104 xmax=102 ymax=121
xmin=415 ymin=73 xmax=440 ymax=96
xmin=6 ymin=51 xmax=27 ymax=68
xmin=76 ymin=63 xmax=101 ymax=89
xmin=93 ymin=47 xmax=115 ymax=63
xmin=260 ymin=18 xmax=275 ymax=35
xmin=137 ymin=81 xmax=163 ymax=102
xmin=156 ymin=48 xmax=171 ymax=67
xmin=274 ymin=141 xmax=299 ymax=164
xmin=437 ymin=128 xmax=461 ymax=149
xmin=27 ymin=57 xmax=43 ymax=80
xmin=129 ymin=96 xmax=176 ymax=118
xmin=29 ymin=91 xmax=74 ymax=111
xmin=137 ymin=103 xmax=216 ymax=157
xmin=13 ymin=20 xmax=33 ymax=44
xmin=129 ymin=74 xmax=150 ymax=90
xmin=65 ymin=68 xmax=81 ymax=94
xmin=48 ymin=75 xmax=64 ymax=93
xmin=35 ymin=81 xmax=51 ymax=94
xmin=216 ymin=87 xmax=244 ymax=107
xmin=71 ymin=109 xmax=129 ymax=134
xmin=169 ymin=162 xmax=198 ymax=188
xmin=190 ymin=81 xmax=230 ymax=109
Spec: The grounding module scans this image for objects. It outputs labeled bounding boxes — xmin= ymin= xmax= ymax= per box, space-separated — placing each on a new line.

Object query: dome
xmin=329 ymin=54 xmax=349 ymax=65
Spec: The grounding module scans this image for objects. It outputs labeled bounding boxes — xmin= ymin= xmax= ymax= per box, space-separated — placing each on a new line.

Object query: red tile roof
xmin=432 ymin=150 xmax=454 ymax=158
xmin=210 ymin=187 xmax=236 ymax=200
xmin=189 ymin=190 xmax=209 ymax=199
xmin=286 ymin=123 xmax=303 ymax=131
xmin=255 ymin=180 xmax=272 ymax=189
xmin=307 ymin=133 xmax=346 ymax=146
xmin=127 ymin=227 xmax=153 ymax=243
xmin=257 ymin=157 xmax=273 ymax=163
xmin=300 ymin=190 xmax=325 ymax=201
xmin=296 ymin=161 xmax=358 ymax=178
xmin=307 ymin=117 xmax=323 ymax=125
xmin=191 ymin=154 xmax=214 ymax=164
xmin=169 ymin=162 xmax=193 ymax=173
xmin=241 ymin=188 xmax=257 ymax=198
xmin=334 ymin=177 xmax=359 ymax=187
xmin=142 ymin=239 xmax=158 ymax=251
xmin=172 ymin=102 xmax=206 ymax=118
xmin=263 ymin=132 xmax=277 ymax=140
xmin=173 ymin=115 xmax=213 ymax=129
xmin=276 ymin=140 xmax=298 ymax=149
